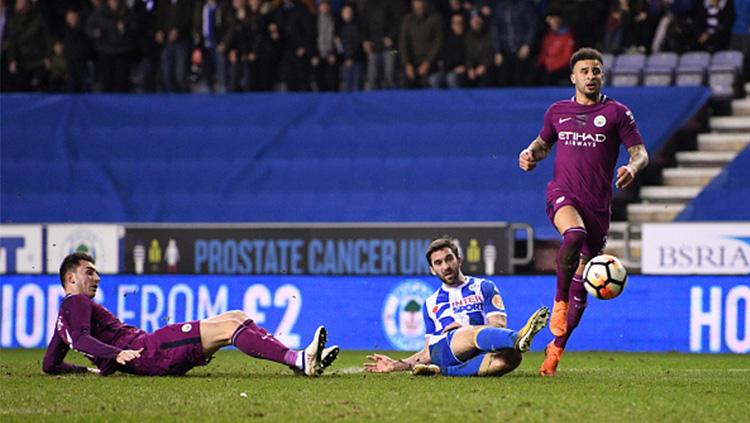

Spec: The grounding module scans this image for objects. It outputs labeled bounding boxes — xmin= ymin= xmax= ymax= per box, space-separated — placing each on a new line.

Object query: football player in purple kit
xmin=518 ymin=47 xmax=649 ymax=377
xmin=43 ymin=252 xmax=339 ymax=377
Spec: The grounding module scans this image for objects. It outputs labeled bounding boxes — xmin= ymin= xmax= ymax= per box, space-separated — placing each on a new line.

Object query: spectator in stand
xmin=86 ymin=0 xmax=137 ymax=92
xmin=1 ymin=0 xmax=10 ymax=92
xmin=536 ymin=11 xmax=575 ymax=85
xmin=696 ymin=0 xmax=736 ymax=52
xmin=62 ymin=9 xmax=94 ymax=92
xmin=225 ymin=0 xmax=263 ymax=92
xmin=132 ymin=0 xmax=161 ymax=93
xmin=312 ymin=0 xmax=338 ymax=91
xmin=193 ymin=0 xmax=229 ymax=92
xmin=338 ymin=3 xmax=362 ymax=92
xmin=730 ymin=0 xmax=750 ymax=77
xmin=548 ymin=0 xmax=608 ymax=51
xmin=254 ymin=20 xmax=283 ymax=90
xmin=628 ymin=0 xmax=652 ymax=52
xmin=651 ymin=0 xmax=701 ymax=53
xmin=603 ymin=0 xmax=633 ymax=54
xmin=48 ymin=41 xmax=68 ymax=92
xmin=5 ymin=0 xmax=50 ymax=92
xmin=360 ymin=0 xmax=406 ymax=89
xmin=399 ymin=0 xmax=444 ymax=89
xmin=465 ymin=11 xmax=494 ymax=87
xmin=429 ymin=12 xmax=467 ymax=88
xmin=155 ymin=0 xmax=193 ymax=92
xmin=275 ymin=0 xmax=315 ymax=91
xmin=489 ymin=0 xmax=537 ymax=86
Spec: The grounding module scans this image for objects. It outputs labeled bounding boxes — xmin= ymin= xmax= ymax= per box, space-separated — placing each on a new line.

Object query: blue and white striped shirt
xmin=422 ymin=276 xmax=507 ymax=346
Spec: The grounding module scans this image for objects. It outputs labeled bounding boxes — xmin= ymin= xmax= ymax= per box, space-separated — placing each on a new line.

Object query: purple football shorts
xmin=545 ymin=188 xmax=611 ymax=260
xmin=125 ymin=321 xmax=209 ymax=376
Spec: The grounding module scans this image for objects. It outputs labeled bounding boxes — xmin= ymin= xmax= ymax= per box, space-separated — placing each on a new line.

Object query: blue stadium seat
xmin=601 ymin=53 xmax=615 ymax=84
xmin=676 ymin=51 xmax=711 ymax=86
xmin=611 ymin=53 xmax=646 ymax=87
xmin=708 ymin=50 xmax=745 ymax=98
xmin=643 ymin=52 xmax=678 ymax=86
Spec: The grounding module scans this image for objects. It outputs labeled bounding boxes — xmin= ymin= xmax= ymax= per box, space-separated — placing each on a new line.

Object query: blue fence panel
xmin=677 ymin=146 xmax=750 ymax=221
xmin=1 ymin=274 xmax=746 ymax=353
xmin=1 ymin=88 xmax=709 ymax=239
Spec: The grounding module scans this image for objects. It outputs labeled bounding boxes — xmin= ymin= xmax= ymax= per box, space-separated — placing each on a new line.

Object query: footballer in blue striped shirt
xmin=364 ymin=237 xmax=549 ymax=377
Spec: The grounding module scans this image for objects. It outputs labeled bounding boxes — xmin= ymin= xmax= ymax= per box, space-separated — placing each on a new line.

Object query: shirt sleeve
xmin=42 ymin=331 xmax=88 ymax=374
xmin=63 ymin=295 xmax=122 ymax=360
xmin=538 ymin=105 xmax=557 ymax=145
xmin=617 ymin=104 xmax=644 ymax=149
xmin=481 ymin=280 xmax=506 ymax=316
xmin=422 ymin=303 xmax=436 ymax=341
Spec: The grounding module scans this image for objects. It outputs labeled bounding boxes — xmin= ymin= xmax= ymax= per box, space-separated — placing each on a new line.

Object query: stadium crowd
xmin=0 ymin=0 xmax=748 ymax=93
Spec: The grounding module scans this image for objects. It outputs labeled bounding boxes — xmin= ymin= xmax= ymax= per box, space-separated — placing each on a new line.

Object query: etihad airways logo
xmin=559 ymin=131 xmax=607 ymax=147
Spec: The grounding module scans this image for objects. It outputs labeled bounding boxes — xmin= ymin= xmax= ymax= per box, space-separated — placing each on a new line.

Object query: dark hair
xmin=425 ymin=236 xmax=460 ymax=266
xmin=59 ymin=252 xmax=95 ymax=286
xmin=569 ymin=47 xmax=603 ymax=71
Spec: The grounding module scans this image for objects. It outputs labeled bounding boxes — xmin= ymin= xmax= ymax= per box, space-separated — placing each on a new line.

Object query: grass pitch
xmin=1 ymin=349 xmax=748 ymax=422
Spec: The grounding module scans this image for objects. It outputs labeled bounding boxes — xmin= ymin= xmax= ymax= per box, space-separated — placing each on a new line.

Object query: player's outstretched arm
xmin=42 ymin=333 xmax=89 ymax=375
xmin=519 ymin=136 xmax=551 ymax=172
xmin=615 ymin=144 xmax=649 ymax=189
xmin=363 ymin=345 xmax=431 ymax=373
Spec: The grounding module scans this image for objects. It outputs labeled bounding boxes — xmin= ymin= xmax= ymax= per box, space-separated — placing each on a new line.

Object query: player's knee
xmin=482 ymin=351 xmax=522 ymax=377
xmin=559 ymin=227 xmax=587 ymax=266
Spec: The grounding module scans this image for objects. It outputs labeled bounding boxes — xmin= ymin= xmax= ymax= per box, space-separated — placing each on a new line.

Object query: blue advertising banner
xmin=0 ymin=275 xmax=747 ymax=353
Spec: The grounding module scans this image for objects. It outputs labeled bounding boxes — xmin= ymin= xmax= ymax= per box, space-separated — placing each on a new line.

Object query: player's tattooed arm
xmin=616 ymin=144 xmax=649 ymax=188
xmin=519 ymin=136 xmax=551 ymax=171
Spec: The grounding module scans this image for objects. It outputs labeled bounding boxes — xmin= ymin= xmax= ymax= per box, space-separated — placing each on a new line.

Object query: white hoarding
xmin=0 ymin=225 xmax=43 ymax=274
xmin=46 ymin=225 xmax=124 ymax=274
xmin=642 ymin=223 xmax=750 ymax=275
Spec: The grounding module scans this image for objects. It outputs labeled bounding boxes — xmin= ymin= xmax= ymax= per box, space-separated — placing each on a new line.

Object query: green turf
xmin=1 ymin=349 xmax=748 ymax=421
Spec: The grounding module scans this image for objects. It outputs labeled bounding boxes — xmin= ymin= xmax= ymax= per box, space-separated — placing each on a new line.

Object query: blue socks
xmin=474 ymin=327 xmax=517 ymax=351
xmin=443 ymin=354 xmax=487 ymax=377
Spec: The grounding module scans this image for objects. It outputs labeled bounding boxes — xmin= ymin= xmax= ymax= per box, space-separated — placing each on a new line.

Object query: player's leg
xmin=542 ymin=209 xmax=609 ymax=376
xmin=448 ymin=306 xmax=550 ymax=360
xmin=199 ymin=310 xmax=329 ymax=376
xmin=551 ymin=205 xmax=587 ymax=337
xmin=442 ymin=350 xmax=522 ymax=377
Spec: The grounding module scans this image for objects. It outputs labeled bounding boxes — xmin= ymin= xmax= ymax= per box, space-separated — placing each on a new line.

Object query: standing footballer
xmin=518 ymin=47 xmax=649 ymax=376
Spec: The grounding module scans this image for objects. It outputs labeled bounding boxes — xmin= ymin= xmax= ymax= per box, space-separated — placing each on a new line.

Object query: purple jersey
xmin=539 ymin=95 xmax=644 ymax=212
xmin=43 ymin=294 xmax=144 ymax=375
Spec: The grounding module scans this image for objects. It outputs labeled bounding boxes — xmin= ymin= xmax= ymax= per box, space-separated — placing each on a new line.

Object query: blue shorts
xmin=428 ymin=331 xmax=462 ymax=368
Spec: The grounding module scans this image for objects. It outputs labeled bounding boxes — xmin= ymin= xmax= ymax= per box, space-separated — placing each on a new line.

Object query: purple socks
xmin=554 ymin=276 xmax=587 ymax=348
xmin=231 ymin=319 xmax=298 ymax=367
xmin=555 ymin=226 xmax=587 ymax=302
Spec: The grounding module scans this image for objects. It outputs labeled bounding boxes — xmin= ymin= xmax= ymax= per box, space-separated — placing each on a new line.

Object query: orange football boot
xmin=539 ymin=341 xmax=564 ymax=377
xmin=550 ymin=300 xmax=569 ymax=337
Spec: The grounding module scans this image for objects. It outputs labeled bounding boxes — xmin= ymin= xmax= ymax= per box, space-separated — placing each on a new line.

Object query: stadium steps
xmin=626 ymin=203 xmax=686 ymax=223
xmin=674 ymin=151 xmax=738 ymax=167
xmin=697 ymin=133 xmax=750 ymax=151
xmin=639 ymin=186 xmax=702 ymax=203
xmin=662 ymin=167 xmax=722 ymax=186
xmin=731 ymin=98 xmax=750 ymax=116
xmin=708 ymin=116 xmax=750 ymax=132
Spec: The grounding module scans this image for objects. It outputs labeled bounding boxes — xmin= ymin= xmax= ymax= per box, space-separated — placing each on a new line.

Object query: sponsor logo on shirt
xmin=558 ymin=117 xmax=573 ymax=124
xmin=558 ymin=131 xmax=607 ymax=147
xmin=452 ymin=294 xmax=483 ymax=314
